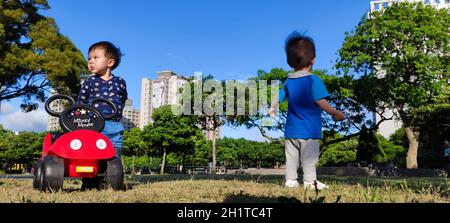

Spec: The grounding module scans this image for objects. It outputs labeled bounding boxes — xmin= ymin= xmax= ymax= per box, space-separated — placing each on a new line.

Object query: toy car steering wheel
xmin=45 ymin=94 xmax=118 ymax=132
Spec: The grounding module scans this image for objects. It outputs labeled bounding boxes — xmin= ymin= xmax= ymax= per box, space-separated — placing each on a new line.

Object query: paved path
xmin=0 ymin=174 xmax=33 ymax=179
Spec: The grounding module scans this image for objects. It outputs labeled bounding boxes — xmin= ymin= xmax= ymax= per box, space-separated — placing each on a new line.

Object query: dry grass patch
xmin=0 ymin=175 xmax=448 ymax=203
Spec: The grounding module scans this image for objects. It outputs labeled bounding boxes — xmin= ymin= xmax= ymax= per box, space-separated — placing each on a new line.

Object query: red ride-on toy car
xmin=33 ymin=94 xmax=124 ymax=191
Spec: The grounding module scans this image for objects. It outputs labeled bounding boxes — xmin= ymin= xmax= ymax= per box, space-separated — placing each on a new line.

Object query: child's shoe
xmin=303 ymin=180 xmax=329 ymax=190
xmin=285 ymin=179 xmax=300 ymax=188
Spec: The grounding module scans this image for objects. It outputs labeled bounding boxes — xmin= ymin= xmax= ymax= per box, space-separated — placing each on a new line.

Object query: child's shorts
xmin=101 ymin=121 xmax=124 ymax=156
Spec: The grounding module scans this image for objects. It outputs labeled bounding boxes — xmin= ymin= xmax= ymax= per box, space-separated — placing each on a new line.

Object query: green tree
xmin=0 ymin=0 xmax=87 ymax=110
xmin=142 ymin=105 xmax=203 ymax=174
xmin=123 ymin=128 xmax=148 ymax=175
xmin=413 ymin=103 xmax=450 ymax=168
xmin=335 ymin=2 xmax=450 ymax=168
xmin=0 ymin=129 xmax=44 ymax=172
xmin=187 ymin=139 xmax=211 ymax=166
xmin=216 ymin=137 xmax=240 ymax=167
xmin=181 ymin=75 xmax=227 ymax=174
xmin=356 ymin=128 xmax=386 ymax=163
xmin=319 ymin=138 xmax=358 ymax=167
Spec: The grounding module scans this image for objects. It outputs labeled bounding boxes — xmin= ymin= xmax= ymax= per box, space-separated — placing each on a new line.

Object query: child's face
xmin=88 ymin=48 xmax=115 ymax=75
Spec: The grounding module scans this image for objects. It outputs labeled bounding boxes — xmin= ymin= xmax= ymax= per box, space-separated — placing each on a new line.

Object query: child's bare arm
xmin=316 ymin=99 xmax=345 ymax=121
xmin=268 ymin=97 xmax=279 ymax=118
xmin=269 ymin=83 xmax=286 ymax=118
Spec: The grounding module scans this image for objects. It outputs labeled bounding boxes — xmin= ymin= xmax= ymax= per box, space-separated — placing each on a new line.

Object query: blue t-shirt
xmin=77 ymin=75 xmax=128 ymax=121
xmin=279 ymin=74 xmax=330 ymax=139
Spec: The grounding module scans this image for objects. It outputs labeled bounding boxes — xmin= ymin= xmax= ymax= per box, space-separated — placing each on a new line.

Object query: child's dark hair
xmin=285 ymin=31 xmax=316 ymax=70
xmin=88 ymin=41 xmax=122 ymax=70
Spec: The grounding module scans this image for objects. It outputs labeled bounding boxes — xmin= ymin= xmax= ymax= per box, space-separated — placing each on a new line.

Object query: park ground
xmin=0 ymin=174 xmax=448 ymax=203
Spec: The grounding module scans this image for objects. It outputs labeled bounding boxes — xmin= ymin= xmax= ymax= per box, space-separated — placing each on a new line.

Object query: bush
xmin=356 ymin=129 xmax=386 ymax=163
xmin=123 ymin=156 xmax=161 ymax=174
xmin=379 ymin=136 xmax=407 ymax=167
xmin=418 ymin=148 xmax=443 ymax=169
xmin=389 ymin=128 xmax=408 ymax=148
xmin=319 ymin=138 xmax=358 ymax=167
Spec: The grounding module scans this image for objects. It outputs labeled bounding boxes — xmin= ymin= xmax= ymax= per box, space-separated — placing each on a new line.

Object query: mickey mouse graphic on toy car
xmin=33 ymin=94 xmax=124 ymax=191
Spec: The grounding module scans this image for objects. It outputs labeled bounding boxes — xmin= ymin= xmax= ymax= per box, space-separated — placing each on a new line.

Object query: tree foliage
xmin=142 ymin=105 xmax=204 ymax=174
xmin=0 ymin=125 xmax=44 ymax=171
xmin=356 ymin=128 xmax=386 ymax=163
xmin=181 ymin=74 xmax=230 ymax=174
xmin=216 ymin=137 xmax=284 ymax=168
xmin=335 ymin=2 xmax=450 ymax=168
xmin=318 ymin=138 xmax=358 ymax=167
xmin=336 ymin=3 xmax=449 ymax=121
xmin=123 ymin=128 xmax=147 ymax=157
xmin=0 ymin=0 xmax=87 ymax=110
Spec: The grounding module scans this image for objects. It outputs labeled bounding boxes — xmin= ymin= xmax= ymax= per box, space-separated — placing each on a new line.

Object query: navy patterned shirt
xmin=77 ymin=75 xmax=128 ymax=121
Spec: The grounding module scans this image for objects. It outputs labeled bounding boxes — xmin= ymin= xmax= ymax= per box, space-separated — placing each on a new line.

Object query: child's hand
xmin=268 ymin=107 xmax=277 ymax=118
xmin=332 ymin=110 xmax=345 ymax=121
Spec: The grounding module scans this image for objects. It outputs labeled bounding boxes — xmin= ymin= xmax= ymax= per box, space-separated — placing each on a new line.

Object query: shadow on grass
xmin=223 ymin=194 xmax=301 ymax=203
xmin=222 ymin=190 xmax=341 ymax=203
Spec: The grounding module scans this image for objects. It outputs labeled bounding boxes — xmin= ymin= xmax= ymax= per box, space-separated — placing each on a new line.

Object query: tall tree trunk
xmin=131 ymin=155 xmax=136 ymax=175
xmin=160 ymin=148 xmax=167 ymax=175
xmin=405 ymin=127 xmax=419 ymax=169
xmin=212 ymin=127 xmax=217 ymax=175
xmin=181 ymin=154 xmax=185 ymax=173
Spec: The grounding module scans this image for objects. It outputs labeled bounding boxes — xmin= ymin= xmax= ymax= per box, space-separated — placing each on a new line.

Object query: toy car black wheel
xmin=105 ymin=157 xmax=124 ymax=190
xmin=45 ymin=94 xmax=75 ymax=117
xmin=33 ymin=160 xmax=42 ymax=190
xmin=41 ymin=155 xmax=64 ymax=192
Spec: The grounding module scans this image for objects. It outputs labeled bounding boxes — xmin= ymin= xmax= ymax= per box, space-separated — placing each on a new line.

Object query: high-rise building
xmin=121 ymin=99 xmax=140 ymax=130
xmin=139 ymin=71 xmax=189 ymax=129
xmin=369 ymin=0 xmax=449 ymax=138
xmin=139 ymin=71 xmax=222 ymax=140
xmin=370 ymin=0 xmax=450 ymax=13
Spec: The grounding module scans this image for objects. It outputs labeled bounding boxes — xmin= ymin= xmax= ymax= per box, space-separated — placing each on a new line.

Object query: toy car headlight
xmin=70 ymin=139 xmax=82 ymax=150
xmin=96 ymin=139 xmax=107 ymax=150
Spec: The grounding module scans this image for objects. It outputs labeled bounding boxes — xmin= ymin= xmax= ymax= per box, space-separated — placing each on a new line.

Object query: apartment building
xmin=370 ymin=0 xmax=450 ymax=13
xmin=139 ymin=71 xmax=189 ymax=129
xmin=139 ymin=71 xmax=221 ymax=140
xmin=121 ymin=99 xmax=140 ymax=130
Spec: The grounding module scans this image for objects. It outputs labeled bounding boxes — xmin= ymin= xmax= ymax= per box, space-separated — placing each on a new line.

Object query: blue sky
xmin=0 ymin=0 xmax=371 ymax=141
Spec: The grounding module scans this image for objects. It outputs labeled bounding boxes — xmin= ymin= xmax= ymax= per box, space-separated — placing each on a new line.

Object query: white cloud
xmin=0 ymin=105 xmax=48 ymax=132
xmin=0 ymin=103 xmax=15 ymax=115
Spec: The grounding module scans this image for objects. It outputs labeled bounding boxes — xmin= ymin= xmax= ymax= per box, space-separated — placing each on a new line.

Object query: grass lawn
xmin=0 ymin=174 xmax=448 ymax=203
